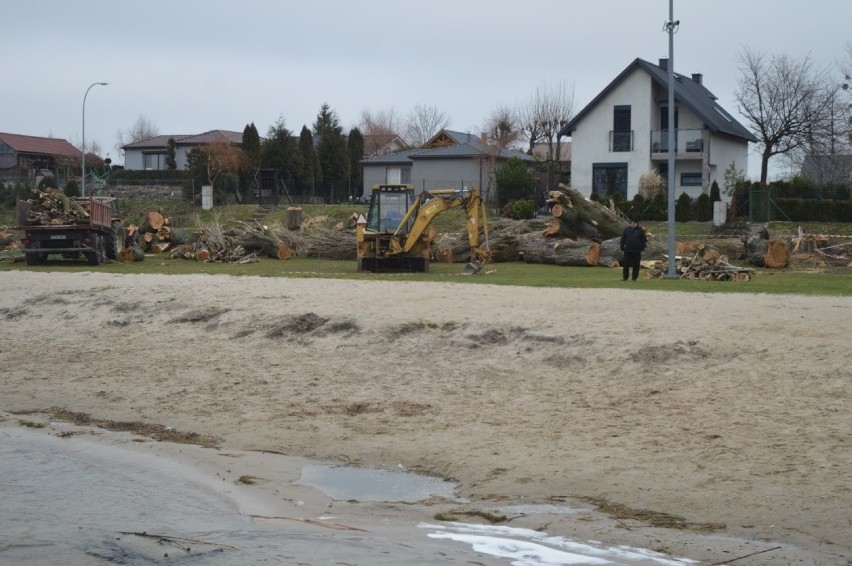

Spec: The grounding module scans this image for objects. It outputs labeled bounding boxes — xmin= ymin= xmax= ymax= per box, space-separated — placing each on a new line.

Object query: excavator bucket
xmin=461 ymin=258 xmax=482 ymax=275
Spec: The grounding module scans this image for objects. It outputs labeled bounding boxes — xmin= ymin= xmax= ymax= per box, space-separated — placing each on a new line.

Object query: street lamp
xmin=664 ymin=1 xmax=679 ymax=278
xmin=81 ymin=82 xmax=109 ymax=198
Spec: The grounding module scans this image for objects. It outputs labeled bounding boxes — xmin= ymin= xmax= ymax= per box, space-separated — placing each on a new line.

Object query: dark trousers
xmin=622 ymin=252 xmax=641 ymax=280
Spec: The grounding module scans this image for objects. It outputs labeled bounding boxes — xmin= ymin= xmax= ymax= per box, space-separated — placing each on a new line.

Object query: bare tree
xmin=358 ymin=108 xmax=402 ymax=156
xmin=735 ymin=48 xmax=834 ymax=184
xmin=518 ymin=81 xmax=575 ymax=162
xmin=115 ymin=114 xmax=160 ymax=152
xmin=480 ymin=105 xmax=522 ymax=207
xmin=840 ymin=42 xmax=852 ymax=148
xmin=358 ymin=108 xmax=400 ymax=136
xmin=403 ymin=104 xmax=451 ymax=147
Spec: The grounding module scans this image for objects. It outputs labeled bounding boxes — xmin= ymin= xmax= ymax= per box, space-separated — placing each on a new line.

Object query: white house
xmin=558 ymin=58 xmax=756 ymax=200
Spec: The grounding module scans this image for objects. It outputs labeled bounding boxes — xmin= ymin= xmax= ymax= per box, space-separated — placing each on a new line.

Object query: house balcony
xmin=650 ymin=129 xmax=705 ymax=160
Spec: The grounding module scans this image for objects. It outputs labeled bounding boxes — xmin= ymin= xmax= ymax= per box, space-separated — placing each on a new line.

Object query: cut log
xmin=546 ymin=185 xmax=627 ymax=241
xmin=118 ymin=247 xmax=136 ymax=262
xmin=516 ymin=233 xmax=600 ymax=266
xmin=195 ymin=248 xmax=210 ymax=262
xmin=149 ymin=242 xmax=171 ymax=254
xmin=286 ymin=207 xmax=303 ymax=230
xmin=435 ymin=248 xmax=453 ymax=263
xmin=746 ymin=238 xmax=789 ymax=268
xmin=147 ymin=211 xmax=165 ymax=230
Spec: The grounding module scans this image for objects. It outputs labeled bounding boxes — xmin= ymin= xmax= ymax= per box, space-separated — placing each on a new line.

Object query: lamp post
xmin=81 ymin=82 xmax=109 ymax=198
xmin=664 ymin=1 xmax=679 ymax=278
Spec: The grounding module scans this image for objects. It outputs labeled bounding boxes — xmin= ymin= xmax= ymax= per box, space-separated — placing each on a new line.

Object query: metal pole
xmin=665 ymin=1 xmax=677 ymax=278
xmin=81 ymin=82 xmax=108 ymax=197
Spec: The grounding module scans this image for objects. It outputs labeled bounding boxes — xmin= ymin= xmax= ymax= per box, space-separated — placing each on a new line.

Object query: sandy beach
xmin=0 ymin=270 xmax=849 ymax=565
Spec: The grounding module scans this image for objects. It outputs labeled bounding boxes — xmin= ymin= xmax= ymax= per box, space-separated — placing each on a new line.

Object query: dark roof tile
xmin=0 ymin=132 xmax=81 ymax=158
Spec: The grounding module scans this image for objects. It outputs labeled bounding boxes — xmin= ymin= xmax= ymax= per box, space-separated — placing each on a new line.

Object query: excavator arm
xmin=397 ymin=188 xmax=490 ymax=270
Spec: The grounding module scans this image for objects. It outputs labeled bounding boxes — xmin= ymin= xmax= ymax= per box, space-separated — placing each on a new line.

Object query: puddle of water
xmin=297 ymin=464 xmax=461 ymax=502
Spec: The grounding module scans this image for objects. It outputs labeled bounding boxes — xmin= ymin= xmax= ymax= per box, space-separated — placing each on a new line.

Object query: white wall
xmin=569 ymin=68 xmax=750 ymax=201
xmin=569 ymin=70 xmax=654 ymax=198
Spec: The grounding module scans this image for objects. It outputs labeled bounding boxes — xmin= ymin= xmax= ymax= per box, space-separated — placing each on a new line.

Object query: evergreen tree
xmin=313 ymin=103 xmax=349 ymax=181
xmin=347 ymin=127 xmax=365 ymax=196
xmin=695 ymin=193 xmax=713 ymax=221
xmin=241 ymin=123 xmax=262 ymax=201
xmin=675 ymin=192 xmax=693 ymax=221
xmin=494 ymin=157 xmax=535 ymax=208
xmin=298 ymin=125 xmax=319 ymax=186
xmin=261 ymin=118 xmax=303 ymax=181
xmin=710 ymin=180 xmax=722 ymax=202
xmin=165 ymin=138 xmax=177 ymax=170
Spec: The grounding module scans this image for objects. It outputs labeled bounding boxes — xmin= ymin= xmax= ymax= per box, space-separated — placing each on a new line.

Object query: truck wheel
xmin=86 ymin=235 xmax=105 ymax=265
xmin=105 ymin=221 xmax=125 ymax=260
xmin=25 ymin=253 xmax=43 ymax=266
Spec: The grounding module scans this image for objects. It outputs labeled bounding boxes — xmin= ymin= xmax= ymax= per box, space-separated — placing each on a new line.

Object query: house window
xmin=592 ymin=163 xmax=628 ymax=198
xmin=385 ymin=167 xmax=410 ymax=184
xmin=143 ymin=153 xmax=165 ymax=170
xmin=681 ymin=172 xmax=703 ymax=187
xmin=611 ymin=106 xmax=632 ymax=152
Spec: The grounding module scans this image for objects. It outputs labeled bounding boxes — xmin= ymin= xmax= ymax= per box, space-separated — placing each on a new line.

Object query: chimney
xmin=658 ymin=58 xmax=669 ymax=71
xmin=692 ymin=73 xmax=703 ymax=85
xmin=480 ymin=132 xmax=489 ymax=145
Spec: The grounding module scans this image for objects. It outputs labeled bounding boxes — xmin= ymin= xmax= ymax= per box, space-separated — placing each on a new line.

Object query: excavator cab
xmin=365 ymin=184 xmax=416 ymax=233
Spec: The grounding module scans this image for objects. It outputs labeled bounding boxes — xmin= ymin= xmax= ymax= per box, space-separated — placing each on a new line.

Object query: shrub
xmin=675 ymin=192 xmax=693 ymax=221
xmin=37 ymin=176 xmax=58 ymax=190
xmin=650 ymin=192 xmax=668 ymax=221
xmin=64 ymin=179 xmax=80 ymax=198
xmin=0 ymin=182 xmax=33 ymax=208
xmin=503 ymin=198 xmax=536 ymax=220
xmin=695 ymin=193 xmax=713 ymax=221
xmin=710 ymin=181 xmax=721 ymax=202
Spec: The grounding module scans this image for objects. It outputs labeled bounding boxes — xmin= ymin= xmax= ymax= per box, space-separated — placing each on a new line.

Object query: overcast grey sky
xmin=5 ymin=0 xmax=849 ymax=180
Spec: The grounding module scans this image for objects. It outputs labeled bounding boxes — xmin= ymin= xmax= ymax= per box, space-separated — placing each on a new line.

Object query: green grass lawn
xmin=2 ymin=254 xmax=849 ymax=296
xmin=3 ymin=201 xmax=850 ymax=296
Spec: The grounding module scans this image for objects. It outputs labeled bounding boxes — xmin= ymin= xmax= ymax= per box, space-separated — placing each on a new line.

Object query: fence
xmin=740 ymin=184 xmax=852 ymax=223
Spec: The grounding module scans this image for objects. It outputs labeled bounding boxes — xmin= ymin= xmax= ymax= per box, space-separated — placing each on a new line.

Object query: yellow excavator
xmin=355 ymin=184 xmax=490 ymax=274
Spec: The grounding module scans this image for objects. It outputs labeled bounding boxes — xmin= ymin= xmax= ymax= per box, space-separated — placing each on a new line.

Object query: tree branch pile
xmin=648 ymin=243 xmax=755 ymax=281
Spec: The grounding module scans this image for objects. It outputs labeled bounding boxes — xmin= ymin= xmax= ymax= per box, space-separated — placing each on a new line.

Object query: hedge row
xmin=774 ymin=198 xmax=852 ymax=222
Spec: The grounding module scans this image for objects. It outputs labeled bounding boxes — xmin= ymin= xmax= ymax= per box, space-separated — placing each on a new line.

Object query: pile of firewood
xmin=0 ymin=226 xmax=17 ymax=250
xmin=24 ymin=188 xmax=90 ymax=225
xmin=648 ymin=242 xmax=754 ymax=281
xmin=163 ymin=220 xmax=297 ymax=263
xmin=135 ymin=211 xmax=185 ymax=254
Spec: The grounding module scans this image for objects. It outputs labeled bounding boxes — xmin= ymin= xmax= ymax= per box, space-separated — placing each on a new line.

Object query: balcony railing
xmin=650 ymin=129 xmax=704 ymax=156
xmin=609 ymin=130 xmax=634 ymax=152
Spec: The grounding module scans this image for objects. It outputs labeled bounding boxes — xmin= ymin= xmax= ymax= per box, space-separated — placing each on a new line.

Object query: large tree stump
xmin=746 ymin=238 xmax=789 ymax=268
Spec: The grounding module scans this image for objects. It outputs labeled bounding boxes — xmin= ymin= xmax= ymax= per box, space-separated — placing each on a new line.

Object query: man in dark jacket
xmin=620 ymin=218 xmax=647 ymax=281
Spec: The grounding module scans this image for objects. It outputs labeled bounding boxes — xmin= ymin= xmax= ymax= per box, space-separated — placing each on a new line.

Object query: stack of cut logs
xmin=25 ymin=188 xmax=90 ymax=225
xmin=648 ymin=242 xmax=754 ymax=280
